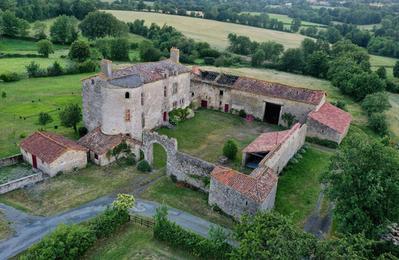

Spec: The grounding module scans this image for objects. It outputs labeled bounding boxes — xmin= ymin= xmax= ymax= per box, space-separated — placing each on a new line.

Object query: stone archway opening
xmin=152 ymin=143 xmax=167 ymax=170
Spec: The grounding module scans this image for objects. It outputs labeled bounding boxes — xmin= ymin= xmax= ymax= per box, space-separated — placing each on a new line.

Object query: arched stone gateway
xmin=142 ymin=131 xmax=215 ymax=192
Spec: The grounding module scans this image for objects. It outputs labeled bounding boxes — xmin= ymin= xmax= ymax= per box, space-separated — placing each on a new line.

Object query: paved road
xmin=0 ymin=196 xmax=224 ymax=259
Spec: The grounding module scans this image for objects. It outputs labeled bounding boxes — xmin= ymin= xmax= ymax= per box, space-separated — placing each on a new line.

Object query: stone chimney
xmin=101 ymin=59 xmax=112 ymax=78
xmin=170 ymin=47 xmax=180 ymax=63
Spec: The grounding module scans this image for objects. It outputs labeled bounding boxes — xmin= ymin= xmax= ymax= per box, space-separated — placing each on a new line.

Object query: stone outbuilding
xmin=78 ymin=128 xmax=141 ymax=166
xmin=209 ymin=166 xmax=278 ymax=219
xmin=20 ymin=132 xmax=88 ymax=177
xmin=306 ymin=102 xmax=352 ymax=144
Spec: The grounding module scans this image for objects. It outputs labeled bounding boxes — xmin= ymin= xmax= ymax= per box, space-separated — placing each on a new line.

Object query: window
xmin=125 ymin=92 xmax=130 ymax=99
xmin=91 ymin=79 xmax=95 ymax=85
xmin=191 ymin=92 xmax=194 ymax=97
xmin=94 ymin=153 xmax=98 ymax=160
xmin=164 ymin=86 xmax=167 ymax=97
xmin=142 ymin=113 xmax=145 ymax=128
xmin=172 ymin=83 xmax=178 ymax=95
xmin=141 ymin=93 xmax=144 ymax=106
xmin=125 ymin=109 xmax=131 ymax=122
xmin=173 ymin=101 xmax=178 ymax=108
xmin=219 ymin=90 xmax=224 ymax=96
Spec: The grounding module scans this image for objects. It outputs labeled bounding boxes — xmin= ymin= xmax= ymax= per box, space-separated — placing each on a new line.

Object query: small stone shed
xmin=306 ymin=102 xmax=352 ymax=144
xmin=78 ymin=127 xmax=141 ymax=166
xmin=20 ymin=132 xmax=88 ymax=177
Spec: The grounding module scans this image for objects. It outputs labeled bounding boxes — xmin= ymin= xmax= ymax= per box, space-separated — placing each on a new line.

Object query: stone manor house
xmin=20 ymin=48 xmax=351 ymax=219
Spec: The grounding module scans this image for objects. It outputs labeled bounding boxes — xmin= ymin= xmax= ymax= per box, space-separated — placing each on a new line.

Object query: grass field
xmin=370 ymin=54 xmax=399 ymax=81
xmin=84 ymin=222 xmax=195 ymax=260
xmin=105 ymin=10 xmax=309 ymax=49
xmin=240 ymin=12 xmax=326 ymax=28
xmin=141 ymin=176 xmax=234 ymax=228
xmin=0 ymin=73 xmax=91 ymax=158
xmin=275 ymin=147 xmax=333 ymax=226
xmin=387 ymin=94 xmax=399 ymax=139
xmin=0 ymin=162 xmax=155 ymax=216
xmin=0 ymin=212 xmax=11 ymax=240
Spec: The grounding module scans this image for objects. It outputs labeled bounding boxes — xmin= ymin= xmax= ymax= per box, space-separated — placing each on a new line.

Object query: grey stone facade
xmin=0 ymin=154 xmax=22 ymax=168
xmin=0 ymin=172 xmax=44 ymax=194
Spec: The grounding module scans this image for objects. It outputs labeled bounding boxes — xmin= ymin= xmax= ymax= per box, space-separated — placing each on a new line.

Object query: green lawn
xmin=240 ymin=12 xmax=326 ymax=29
xmin=275 ymin=147 xmax=333 ymax=226
xmin=0 ymin=212 xmax=12 ymax=240
xmin=0 ymin=163 xmax=35 ymax=185
xmin=141 ymin=176 xmax=234 ymax=228
xmin=157 ymin=109 xmax=279 ymax=166
xmin=370 ymin=54 xmax=399 ymax=81
xmin=0 ymin=162 xmax=152 ymax=216
xmin=0 ymin=73 xmax=91 ymax=158
xmin=84 ymin=222 xmax=195 ymax=260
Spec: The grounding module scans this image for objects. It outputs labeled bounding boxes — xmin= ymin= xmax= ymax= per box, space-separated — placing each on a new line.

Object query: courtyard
xmin=0 ymin=163 xmax=35 ymax=185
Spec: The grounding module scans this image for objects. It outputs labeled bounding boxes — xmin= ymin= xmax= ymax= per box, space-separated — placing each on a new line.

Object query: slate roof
xmin=193 ymin=69 xmax=325 ymax=105
xmin=108 ymin=59 xmax=190 ymax=88
xmin=20 ymin=132 xmax=88 ymax=164
xmin=243 ymin=123 xmax=301 ymax=153
xmin=308 ymin=102 xmax=352 ymax=134
xmin=211 ymin=166 xmax=278 ymax=203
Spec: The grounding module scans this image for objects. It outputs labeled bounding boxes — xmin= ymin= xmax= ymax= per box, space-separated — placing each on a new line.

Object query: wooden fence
xmin=130 ymin=214 xmax=155 ymax=228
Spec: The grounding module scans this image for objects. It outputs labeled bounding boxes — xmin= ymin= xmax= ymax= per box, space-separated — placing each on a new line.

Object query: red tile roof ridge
xmin=308 ymin=102 xmax=352 ymax=134
xmin=37 ymin=131 xmax=68 ymax=150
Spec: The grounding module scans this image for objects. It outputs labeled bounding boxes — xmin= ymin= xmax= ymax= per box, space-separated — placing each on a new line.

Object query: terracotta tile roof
xmin=308 ymin=102 xmax=352 ymax=134
xmin=20 ymin=132 xmax=87 ymax=164
xmin=243 ymin=123 xmax=301 ymax=153
xmin=78 ymin=128 xmax=141 ymax=155
xmin=211 ymin=166 xmax=278 ymax=203
xmin=193 ymin=69 xmax=325 ymax=105
xmin=110 ymin=59 xmax=190 ymax=86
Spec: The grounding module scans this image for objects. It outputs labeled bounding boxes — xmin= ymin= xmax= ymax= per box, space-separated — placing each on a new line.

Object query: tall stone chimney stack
xmin=170 ymin=47 xmax=180 ymax=63
xmin=101 ymin=59 xmax=112 ymax=78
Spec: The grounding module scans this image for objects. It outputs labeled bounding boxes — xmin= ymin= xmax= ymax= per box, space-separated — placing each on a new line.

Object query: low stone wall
xmin=0 ymin=154 xmax=22 ymax=168
xmin=0 ymin=172 xmax=44 ymax=194
xmin=171 ymin=152 xmax=215 ymax=192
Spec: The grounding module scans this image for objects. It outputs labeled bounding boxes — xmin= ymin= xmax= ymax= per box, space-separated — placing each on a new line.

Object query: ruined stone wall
xmin=142 ymin=131 xmax=214 ymax=192
xmin=208 ymin=178 xmax=259 ymax=219
xmin=231 ymin=90 xmax=318 ymax=125
xmin=0 ymin=172 xmax=44 ymax=194
xmin=190 ymin=81 xmax=232 ymax=111
xmin=82 ymin=77 xmax=104 ymax=131
xmin=262 ymin=124 xmax=307 ymax=174
xmin=306 ymin=117 xmax=344 ymax=144
xmin=0 ymin=154 xmax=22 ymax=167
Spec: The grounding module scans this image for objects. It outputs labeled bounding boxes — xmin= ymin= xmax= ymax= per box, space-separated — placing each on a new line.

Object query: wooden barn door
xmin=224 ymin=104 xmax=229 ymax=112
xmin=201 ymin=100 xmax=208 ymax=108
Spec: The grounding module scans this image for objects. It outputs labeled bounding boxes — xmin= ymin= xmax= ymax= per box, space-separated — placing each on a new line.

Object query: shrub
xmin=368 ymin=113 xmax=389 ymax=136
xmin=376 ymin=66 xmax=386 ymax=79
xmin=386 ymin=80 xmax=399 ymax=93
xmin=125 ymin=153 xmax=137 ymax=166
xmin=223 ymin=139 xmax=238 ymax=160
xmin=305 ymin=137 xmax=339 ymax=149
xmin=137 ymin=160 xmax=151 ymax=172
xmin=21 ymin=224 xmax=96 ymax=260
xmin=282 ymin=113 xmax=296 ymax=127
xmin=169 ymin=107 xmax=191 ymax=125
xmin=47 ymin=61 xmax=64 ymax=76
xmin=38 ymin=112 xmax=53 ymax=125
xmin=88 ymin=207 xmax=130 ymax=239
xmin=362 ymin=92 xmax=391 ymax=115
xmin=0 ymin=72 xmax=21 ymax=82
xmin=78 ymin=126 xmax=88 ymax=137
xmin=1 ymin=91 xmax=6 ymax=98
xmin=331 ymin=100 xmax=347 ymax=110
xmin=37 ymin=39 xmax=54 ymax=58
xmin=69 ymin=40 xmax=91 ymax=62
xmin=26 ymin=61 xmax=46 ymax=78
xmin=77 ymin=60 xmax=98 ymax=73
xmin=238 ymin=109 xmax=246 ymax=118
xmin=154 ymin=205 xmax=232 ymax=259
xmin=203 ymin=56 xmax=215 ymax=65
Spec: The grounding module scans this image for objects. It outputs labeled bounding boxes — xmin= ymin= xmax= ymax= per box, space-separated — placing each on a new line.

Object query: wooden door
xmin=32 ymin=154 xmax=37 ymax=169
xmin=201 ymin=100 xmax=208 ymax=108
xmin=163 ymin=111 xmax=167 ymax=122
xmin=224 ymin=104 xmax=229 ymax=112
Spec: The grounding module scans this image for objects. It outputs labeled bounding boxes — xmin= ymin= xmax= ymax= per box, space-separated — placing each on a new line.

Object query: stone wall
xmin=0 ymin=172 xmax=44 ymax=194
xmin=191 ymin=81 xmax=232 ymax=111
xmin=82 ymin=77 xmax=105 ymax=131
xmin=306 ymin=117 xmax=344 ymax=144
xmin=261 ymin=124 xmax=307 ymax=174
xmin=142 ymin=131 xmax=214 ymax=192
xmin=208 ymin=177 xmax=259 ymax=219
xmin=0 ymin=154 xmax=22 ymax=168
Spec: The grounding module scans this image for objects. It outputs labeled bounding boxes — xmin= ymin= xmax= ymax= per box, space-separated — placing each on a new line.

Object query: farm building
xmin=20 ymin=132 xmax=88 ymax=176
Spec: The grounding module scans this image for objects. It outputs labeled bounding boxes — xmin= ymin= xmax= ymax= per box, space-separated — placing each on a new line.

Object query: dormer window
xmin=125 ymin=92 xmax=130 ymax=99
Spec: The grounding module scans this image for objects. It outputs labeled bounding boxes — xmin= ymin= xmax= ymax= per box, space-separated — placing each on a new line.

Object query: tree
xmin=315 ymin=234 xmax=373 ymax=258
xmin=251 ymin=49 xmax=265 ymax=67
xmin=69 ymin=40 xmax=91 ymax=62
xmin=32 ymin=21 xmax=47 ymax=39
xmin=112 ymin=194 xmax=135 ymax=211
xmin=38 ymin=112 xmax=53 ymax=125
xmin=47 ymin=61 xmax=64 ymax=76
xmin=290 ymin=18 xmax=301 ymax=32
xmin=137 ymin=160 xmax=151 ymax=172
xmin=139 ymin=41 xmax=161 ymax=62
xmin=71 ymin=0 xmax=96 ymax=20
xmin=232 ymin=211 xmax=316 ymax=259
xmin=280 ymin=48 xmax=305 ymax=73
xmin=321 ymin=131 xmax=399 ymax=238
xmin=259 ymin=41 xmax=284 ymax=63
xmin=305 ymin=51 xmax=329 ymax=78
xmin=376 ymin=66 xmax=387 ymax=79
xmin=37 ymin=39 xmax=54 ymax=58
xmin=361 ymin=92 xmax=391 ymax=115
xmin=347 ymin=72 xmax=386 ymax=101
xmin=394 ymin=61 xmax=399 ymax=78
xmin=223 ymin=139 xmax=238 ymax=160
xmin=2 ymin=11 xmax=30 ymax=37
xmin=110 ymin=38 xmax=130 ymax=61
xmin=368 ymin=113 xmax=389 ymax=136
xmin=59 ymin=104 xmax=82 ymax=132
xmin=50 ymin=15 xmax=78 ymax=44
xmin=79 ymin=11 xmax=128 ymax=39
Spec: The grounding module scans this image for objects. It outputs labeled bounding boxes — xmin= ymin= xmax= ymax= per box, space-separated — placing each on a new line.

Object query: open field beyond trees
xmin=105 ymin=10 xmax=309 ymax=49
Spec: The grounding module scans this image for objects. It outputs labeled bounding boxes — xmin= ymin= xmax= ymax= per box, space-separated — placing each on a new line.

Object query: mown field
xmin=105 ymin=10 xmax=309 ymax=49
xmin=240 ymin=12 xmax=326 ymax=28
